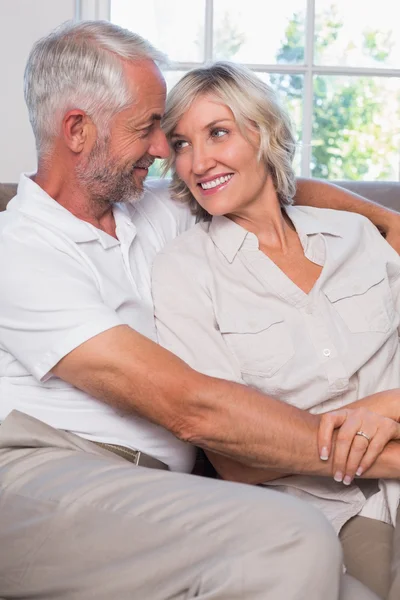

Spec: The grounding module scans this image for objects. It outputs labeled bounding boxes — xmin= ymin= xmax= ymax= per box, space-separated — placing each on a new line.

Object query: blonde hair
xmin=162 ymin=62 xmax=297 ymax=220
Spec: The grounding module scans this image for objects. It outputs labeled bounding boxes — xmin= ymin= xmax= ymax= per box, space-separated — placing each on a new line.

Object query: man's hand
xmin=318 ymin=407 xmax=400 ymax=485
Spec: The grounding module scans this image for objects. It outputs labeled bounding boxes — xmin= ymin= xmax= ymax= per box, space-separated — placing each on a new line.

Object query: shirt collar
xmin=208 ymin=206 xmax=343 ymax=264
xmin=285 ymin=205 xmax=343 ymax=238
xmin=209 ymin=216 xmax=258 ymax=263
xmin=12 ymin=173 xmax=130 ymax=249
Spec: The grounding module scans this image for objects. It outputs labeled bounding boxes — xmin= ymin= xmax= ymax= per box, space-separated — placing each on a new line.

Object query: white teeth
xmin=200 ymin=174 xmax=233 ymax=190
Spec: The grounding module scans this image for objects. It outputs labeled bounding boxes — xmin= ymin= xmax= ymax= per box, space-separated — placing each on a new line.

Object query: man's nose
xmin=149 ymin=128 xmax=170 ymax=159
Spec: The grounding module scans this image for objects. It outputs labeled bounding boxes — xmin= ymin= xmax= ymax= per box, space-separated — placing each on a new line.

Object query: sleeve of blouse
xmin=362 ymin=216 xmax=400 ymax=331
xmin=152 ymin=248 xmax=244 ymax=384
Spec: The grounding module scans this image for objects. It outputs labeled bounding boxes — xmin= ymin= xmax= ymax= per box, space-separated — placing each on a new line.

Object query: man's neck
xmin=33 ymin=165 xmax=117 ymax=239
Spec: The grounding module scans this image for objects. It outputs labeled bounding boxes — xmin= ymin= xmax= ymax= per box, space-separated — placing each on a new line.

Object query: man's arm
xmin=295 ymin=178 xmax=400 ymax=252
xmin=52 ymin=324 xmax=400 ymax=480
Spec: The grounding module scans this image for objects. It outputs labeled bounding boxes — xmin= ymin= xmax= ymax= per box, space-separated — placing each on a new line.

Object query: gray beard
xmin=76 ymin=138 xmax=145 ymax=208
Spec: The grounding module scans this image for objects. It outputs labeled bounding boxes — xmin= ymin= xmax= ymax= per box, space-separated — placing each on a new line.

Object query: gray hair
xmin=162 ymin=62 xmax=297 ymax=220
xmin=24 ymin=20 xmax=166 ymax=156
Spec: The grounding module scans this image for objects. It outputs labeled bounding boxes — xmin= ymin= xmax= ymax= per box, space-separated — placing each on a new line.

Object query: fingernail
xmin=334 ymin=471 xmax=343 ymax=483
xmin=320 ymin=446 xmax=329 ymax=460
xmin=356 ymin=467 xmax=363 ymax=477
xmin=343 ymin=475 xmax=352 ymax=486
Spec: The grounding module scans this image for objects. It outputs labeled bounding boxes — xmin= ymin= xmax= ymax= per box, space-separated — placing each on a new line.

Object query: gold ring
xmin=356 ymin=430 xmax=371 ymax=443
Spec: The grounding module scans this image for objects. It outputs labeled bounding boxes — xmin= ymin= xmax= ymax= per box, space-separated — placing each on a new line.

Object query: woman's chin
xmin=196 ymin=200 xmax=231 ymax=218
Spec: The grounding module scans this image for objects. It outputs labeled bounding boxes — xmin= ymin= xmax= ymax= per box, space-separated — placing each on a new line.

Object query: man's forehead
xmin=123 ymin=59 xmax=166 ymax=91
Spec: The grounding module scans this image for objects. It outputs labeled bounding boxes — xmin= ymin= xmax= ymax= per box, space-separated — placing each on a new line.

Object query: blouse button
xmin=323 ymin=348 xmax=331 ymax=357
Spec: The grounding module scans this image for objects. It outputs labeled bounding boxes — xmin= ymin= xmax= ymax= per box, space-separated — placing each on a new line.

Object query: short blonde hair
xmin=162 ymin=61 xmax=297 ymax=220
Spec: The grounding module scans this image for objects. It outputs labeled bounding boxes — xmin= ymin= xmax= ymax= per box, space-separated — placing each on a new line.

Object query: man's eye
xmin=139 ymin=123 xmax=156 ymax=138
xmin=211 ymin=128 xmax=228 ymax=139
xmin=173 ymin=140 xmax=189 ymax=152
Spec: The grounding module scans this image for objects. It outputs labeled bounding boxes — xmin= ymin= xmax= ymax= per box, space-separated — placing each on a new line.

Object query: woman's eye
xmin=173 ymin=139 xmax=189 ymax=152
xmin=211 ymin=128 xmax=228 ymax=139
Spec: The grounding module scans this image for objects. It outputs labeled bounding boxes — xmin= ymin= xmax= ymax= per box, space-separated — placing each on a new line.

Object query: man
xmin=0 ymin=19 xmax=393 ymax=599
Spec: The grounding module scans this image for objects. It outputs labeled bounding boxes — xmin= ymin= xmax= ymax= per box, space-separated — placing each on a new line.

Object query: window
xmin=98 ymin=0 xmax=400 ymax=180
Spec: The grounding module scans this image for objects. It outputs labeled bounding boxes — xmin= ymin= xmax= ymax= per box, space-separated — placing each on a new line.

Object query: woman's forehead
xmin=176 ymin=94 xmax=235 ymax=127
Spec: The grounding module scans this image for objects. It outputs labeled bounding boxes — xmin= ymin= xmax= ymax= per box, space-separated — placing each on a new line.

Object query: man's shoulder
xmin=152 ymin=221 xmax=210 ymax=269
xmin=140 ymin=178 xmax=192 ymax=221
xmin=142 ymin=177 xmax=171 ymax=201
xmin=129 ymin=178 xmax=197 ymax=240
xmin=0 ymin=206 xmax=41 ymax=247
xmin=0 ymin=200 xmax=86 ymax=273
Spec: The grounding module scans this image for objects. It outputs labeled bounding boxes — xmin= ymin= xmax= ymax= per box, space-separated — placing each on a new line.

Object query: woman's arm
xmin=318 ymin=399 xmax=400 ymax=486
xmin=206 ymin=450 xmax=286 ymax=484
xmin=295 ymin=178 xmax=400 ymax=252
xmin=209 ymin=391 xmax=400 ymax=485
xmin=346 ymin=389 xmax=400 ymax=421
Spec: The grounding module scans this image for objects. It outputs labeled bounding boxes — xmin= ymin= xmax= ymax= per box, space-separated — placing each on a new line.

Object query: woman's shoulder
xmin=153 ymin=220 xmax=212 ymax=269
xmin=288 ymin=204 xmax=377 ymax=236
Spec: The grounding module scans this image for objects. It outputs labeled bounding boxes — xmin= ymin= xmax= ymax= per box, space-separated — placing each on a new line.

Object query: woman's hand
xmin=318 ymin=407 xmax=400 ymax=485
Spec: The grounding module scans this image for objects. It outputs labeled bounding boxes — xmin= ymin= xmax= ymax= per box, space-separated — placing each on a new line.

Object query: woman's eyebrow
xmin=171 ymin=118 xmax=233 ymax=138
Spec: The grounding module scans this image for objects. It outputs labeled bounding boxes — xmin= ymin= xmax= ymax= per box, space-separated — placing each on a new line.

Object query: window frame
xmin=77 ymin=0 xmax=400 ymax=179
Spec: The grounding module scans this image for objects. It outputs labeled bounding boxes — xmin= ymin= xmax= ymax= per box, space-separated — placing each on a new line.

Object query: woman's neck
xmin=226 ymin=177 xmax=294 ymax=253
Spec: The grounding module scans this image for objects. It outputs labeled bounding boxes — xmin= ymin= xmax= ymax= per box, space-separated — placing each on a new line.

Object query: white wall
xmin=0 ymin=0 xmax=76 ymax=182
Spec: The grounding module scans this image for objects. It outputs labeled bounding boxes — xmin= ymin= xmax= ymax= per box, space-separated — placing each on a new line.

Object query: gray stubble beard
xmin=75 ymin=136 xmax=145 ymax=209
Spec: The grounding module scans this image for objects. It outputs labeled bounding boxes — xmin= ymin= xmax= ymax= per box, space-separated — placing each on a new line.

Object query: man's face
xmin=76 ymin=59 xmax=169 ymax=206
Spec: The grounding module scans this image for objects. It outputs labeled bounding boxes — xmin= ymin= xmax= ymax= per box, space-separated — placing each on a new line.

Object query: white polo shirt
xmin=0 ymin=174 xmax=196 ymax=472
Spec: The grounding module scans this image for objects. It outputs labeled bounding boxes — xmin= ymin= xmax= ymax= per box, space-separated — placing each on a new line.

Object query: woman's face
xmin=170 ymin=94 xmax=270 ymax=218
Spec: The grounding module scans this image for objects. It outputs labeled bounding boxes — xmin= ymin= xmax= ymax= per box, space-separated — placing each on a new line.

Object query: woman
xmin=152 ymin=62 xmax=400 ymax=598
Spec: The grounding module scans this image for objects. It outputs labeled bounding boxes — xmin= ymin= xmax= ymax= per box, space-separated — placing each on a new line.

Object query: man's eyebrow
xmin=171 ymin=118 xmax=233 ymax=138
xmin=144 ymin=113 xmax=162 ymax=126
xmin=131 ymin=114 xmax=163 ymax=129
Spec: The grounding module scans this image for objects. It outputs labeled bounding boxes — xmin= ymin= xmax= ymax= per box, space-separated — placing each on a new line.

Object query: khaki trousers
xmin=340 ymin=516 xmax=393 ymax=599
xmin=340 ymin=514 xmax=400 ymax=600
xmin=0 ymin=411 xmax=377 ymax=600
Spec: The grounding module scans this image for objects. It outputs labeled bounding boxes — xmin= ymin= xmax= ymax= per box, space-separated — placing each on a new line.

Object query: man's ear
xmin=62 ymin=109 xmax=96 ymax=154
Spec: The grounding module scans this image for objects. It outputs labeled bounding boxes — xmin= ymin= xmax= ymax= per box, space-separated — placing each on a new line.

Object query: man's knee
xmin=298 ymin=502 xmax=342 ymax=570
xmin=230 ymin=486 xmax=342 ymax=569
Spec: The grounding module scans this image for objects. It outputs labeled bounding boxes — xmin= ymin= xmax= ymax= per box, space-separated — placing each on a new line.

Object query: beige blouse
xmin=152 ymin=205 xmax=400 ymax=532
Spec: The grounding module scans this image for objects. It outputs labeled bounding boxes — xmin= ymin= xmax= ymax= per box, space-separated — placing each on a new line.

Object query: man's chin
xmin=119 ymin=185 xmax=144 ymax=205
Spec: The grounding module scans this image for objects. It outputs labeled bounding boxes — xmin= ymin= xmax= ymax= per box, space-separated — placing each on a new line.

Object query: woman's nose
xmin=191 ymin=145 xmax=216 ymax=175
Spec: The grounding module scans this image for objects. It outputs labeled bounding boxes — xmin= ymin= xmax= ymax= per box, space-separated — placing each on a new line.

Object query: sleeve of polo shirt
xmin=152 ymin=250 xmax=244 ymax=384
xmin=0 ymin=231 xmax=123 ymax=382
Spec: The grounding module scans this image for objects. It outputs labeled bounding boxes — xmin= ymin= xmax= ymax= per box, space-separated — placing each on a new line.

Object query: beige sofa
xmin=1 ymin=180 xmax=400 ymax=213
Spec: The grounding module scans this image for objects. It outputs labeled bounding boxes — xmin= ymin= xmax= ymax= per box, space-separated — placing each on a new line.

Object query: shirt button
xmin=336 ymin=379 xmax=347 ymax=389
xmin=305 ymin=305 xmax=313 ymax=314
xmin=323 ymin=348 xmax=331 ymax=357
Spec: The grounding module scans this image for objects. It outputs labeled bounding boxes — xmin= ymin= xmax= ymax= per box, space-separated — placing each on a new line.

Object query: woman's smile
xmin=197 ymin=173 xmax=234 ymax=195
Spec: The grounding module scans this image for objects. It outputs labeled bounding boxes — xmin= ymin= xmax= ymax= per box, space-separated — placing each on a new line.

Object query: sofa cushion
xmin=0 ymin=184 xmax=17 ymax=212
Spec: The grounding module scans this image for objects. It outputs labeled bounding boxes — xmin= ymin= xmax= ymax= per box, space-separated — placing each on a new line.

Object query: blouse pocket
xmin=324 ymin=265 xmax=394 ymax=333
xmin=217 ymin=311 xmax=294 ymax=377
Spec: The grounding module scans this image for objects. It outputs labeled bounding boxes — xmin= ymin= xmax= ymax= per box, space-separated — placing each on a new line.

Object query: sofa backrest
xmin=1 ymin=180 xmax=399 ymax=212
xmin=0 ymin=184 xmax=17 ymax=212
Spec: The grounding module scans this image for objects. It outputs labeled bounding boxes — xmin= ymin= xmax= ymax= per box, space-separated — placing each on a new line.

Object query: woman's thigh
xmin=340 ymin=515 xmax=393 ymax=599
